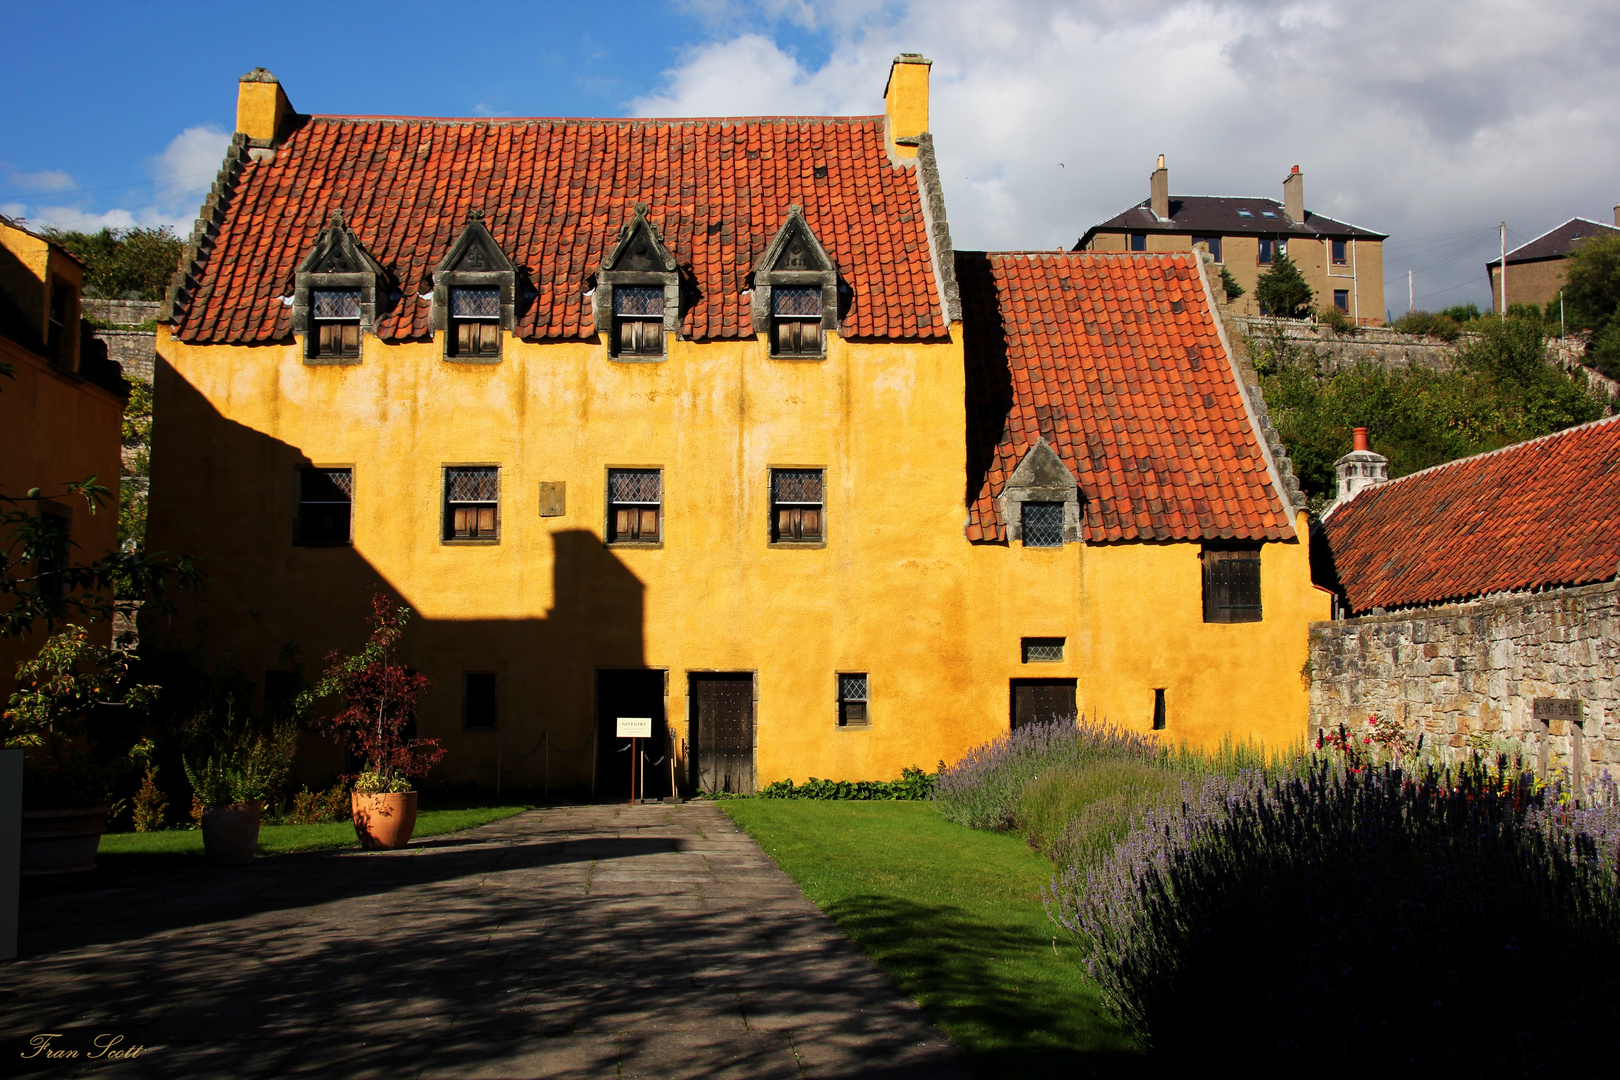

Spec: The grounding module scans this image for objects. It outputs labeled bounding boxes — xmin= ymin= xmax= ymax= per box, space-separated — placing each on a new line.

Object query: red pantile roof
xmin=174 ymin=115 xmax=947 ymax=344
xmin=1317 ymin=415 xmax=1620 ymax=613
xmin=960 ymin=250 xmax=1295 ymax=543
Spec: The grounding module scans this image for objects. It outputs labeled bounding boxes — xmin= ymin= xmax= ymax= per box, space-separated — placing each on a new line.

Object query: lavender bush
xmin=1047 ymin=758 xmax=1620 ymax=1070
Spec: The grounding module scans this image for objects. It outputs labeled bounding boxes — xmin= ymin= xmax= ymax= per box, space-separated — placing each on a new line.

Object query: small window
xmin=1257 ymin=238 xmax=1275 ymax=265
xmin=613 ymin=286 xmax=665 ymax=358
xmin=1331 ymin=239 xmax=1348 ymax=265
xmin=1022 ymin=637 xmax=1065 ymax=663
xmin=309 ymin=288 xmax=361 ymax=360
xmin=1021 ymin=502 xmax=1064 ymax=548
xmin=1153 ymin=688 xmax=1167 ymax=730
xmin=463 ymin=672 xmax=497 ymax=729
xmin=296 ymin=467 xmax=353 ymax=543
xmin=772 ymin=287 xmax=823 ymax=356
xmin=1202 ymin=546 xmax=1261 ymax=623
xmin=1193 ymin=235 xmax=1222 ymax=263
xmin=608 ymin=468 xmax=662 ymax=543
xmin=1334 ymin=290 xmax=1350 ymax=312
xmin=1129 ymin=232 xmax=1147 ymax=252
xmin=448 ymin=286 xmax=501 ymax=358
xmin=771 ymin=469 xmax=824 ymax=543
xmin=1260 ymin=210 xmax=1277 ymax=219
xmin=837 ymin=673 xmax=868 ymax=727
xmin=445 ymin=466 xmax=499 ymax=541
xmin=1236 ymin=209 xmax=1254 ymax=218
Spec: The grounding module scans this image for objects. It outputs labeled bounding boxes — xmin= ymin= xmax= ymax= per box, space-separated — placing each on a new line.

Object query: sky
xmin=3 ymin=0 xmax=1617 ymax=316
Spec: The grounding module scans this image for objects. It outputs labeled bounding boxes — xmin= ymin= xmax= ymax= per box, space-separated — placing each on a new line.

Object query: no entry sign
xmin=616 ymin=716 xmax=653 ymax=738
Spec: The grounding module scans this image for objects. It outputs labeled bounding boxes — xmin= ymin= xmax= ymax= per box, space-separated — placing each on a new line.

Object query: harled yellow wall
xmin=149 ymin=321 xmax=1326 ymax=789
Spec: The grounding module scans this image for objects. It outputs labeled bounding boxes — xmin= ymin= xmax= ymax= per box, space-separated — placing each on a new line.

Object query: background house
xmin=1486 ymin=213 xmax=1620 ymax=314
xmin=1077 ymin=157 xmax=1387 ymax=324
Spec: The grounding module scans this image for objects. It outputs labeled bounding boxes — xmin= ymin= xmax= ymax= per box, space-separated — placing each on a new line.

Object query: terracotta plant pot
xmin=200 ymin=802 xmax=262 ymax=865
xmin=20 ymin=806 xmax=108 ymax=875
xmin=351 ymin=791 xmax=417 ymax=851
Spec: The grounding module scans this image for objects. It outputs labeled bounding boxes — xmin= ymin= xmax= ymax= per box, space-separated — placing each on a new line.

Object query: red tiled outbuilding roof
xmin=1317 ymin=415 xmax=1620 ymax=614
xmin=959 ymin=250 xmax=1295 ymax=543
xmin=174 ymin=115 xmax=948 ymax=344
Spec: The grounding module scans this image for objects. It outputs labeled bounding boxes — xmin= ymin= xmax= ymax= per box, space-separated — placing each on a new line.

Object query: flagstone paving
xmin=2 ymin=802 xmax=970 ymax=1079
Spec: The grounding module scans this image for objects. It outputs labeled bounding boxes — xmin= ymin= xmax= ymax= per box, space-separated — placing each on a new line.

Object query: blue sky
xmin=5 ymin=0 xmax=1618 ymax=315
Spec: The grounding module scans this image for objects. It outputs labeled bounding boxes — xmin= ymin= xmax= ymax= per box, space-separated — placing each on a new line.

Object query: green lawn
xmin=99 ymin=804 xmax=533 ymax=862
xmin=723 ymin=800 xmax=1137 ymax=1078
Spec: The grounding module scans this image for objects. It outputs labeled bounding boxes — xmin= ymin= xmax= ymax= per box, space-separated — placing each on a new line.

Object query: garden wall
xmin=1308 ymin=579 xmax=1620 ymax=783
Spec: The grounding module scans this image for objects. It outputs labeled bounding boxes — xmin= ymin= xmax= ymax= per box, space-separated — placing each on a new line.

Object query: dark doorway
xmin=595 ymin=669 xmax=670 ymax=800
xmin=690 ymin=673 xmax=755 ymax=795
xmin=1010 ymin=678 xmax=1077 ymax=730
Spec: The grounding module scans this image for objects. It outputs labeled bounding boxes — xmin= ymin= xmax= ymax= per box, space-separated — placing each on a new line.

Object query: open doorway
xmin=595 ymin=669 xmax=670 ymax=800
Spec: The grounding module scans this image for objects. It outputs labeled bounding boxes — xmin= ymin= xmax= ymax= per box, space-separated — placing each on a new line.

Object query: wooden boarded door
xmin=1010 ymin=679 xmax=1077 ymax=730
xmin=691 ymin=674 xmax=755 ymax=795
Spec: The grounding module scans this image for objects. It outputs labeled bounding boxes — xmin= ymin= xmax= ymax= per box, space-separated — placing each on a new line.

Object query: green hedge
xmin=754 ymin=765 xmax=939 ymax=801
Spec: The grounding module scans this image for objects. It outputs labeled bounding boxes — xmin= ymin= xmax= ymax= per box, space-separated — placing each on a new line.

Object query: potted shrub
xmin=183 ymin=719 xmax=296 ymax=865
xmin=3 ymin=625 xmax=159 ymax=875
xmin=302 ymin=595 xmax=443 ymax=851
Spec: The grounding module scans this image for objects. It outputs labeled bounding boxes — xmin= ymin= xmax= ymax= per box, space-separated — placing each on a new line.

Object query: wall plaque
xmin=1532 ymin=698 xmax=1581 ymax=724
xmin=538 ymin=481 xmax=566 ymax=517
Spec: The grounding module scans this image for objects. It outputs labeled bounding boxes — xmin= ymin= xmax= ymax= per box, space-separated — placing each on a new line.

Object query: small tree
xmin=301 ymin=594 xmax=443 ymax=793
xmin=1256 ymin=252 xmax=1313 ymax=319
xmin=38 ymin=226 xmax=184 ymax=301
xmin=1218 ymin=266 xmax=1245 ymax=303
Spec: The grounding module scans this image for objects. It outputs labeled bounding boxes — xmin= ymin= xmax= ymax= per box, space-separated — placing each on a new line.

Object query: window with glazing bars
xmin=838 ymin=673 xmax=868 ymax=727
xmin=771 ymin=469 xmax=823 ymax=542
xmin=772 ymin=287 xmax=822 ymax=356
xmin=296 ymin=467 xmax=353 ymax=543
xmin=1202 ymin=546 xmax=1262 ymax=622
xmin=310 ymin=288 xmax=361 ymax=359
xmin=613 ymin=286 xmax=664 ymax=357
xmin=445 ymin=466 xmax=499 ymax=540
xmin=1021 ymin=637 xmax=1065 ymax=663
xmin=608 ymin=469 xmax=661 ymax=542
xmin=449 ymin=286 xmax=501 ymax=358
xmin=1021 ymin=502 xmax=1064 ymax=547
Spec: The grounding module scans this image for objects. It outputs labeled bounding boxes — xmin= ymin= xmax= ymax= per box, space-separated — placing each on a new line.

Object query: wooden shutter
xmin=1012 ymin=680 xmax=1076 ymax=729
xmin=1203 ymin=548 xmax=1262 ymax=623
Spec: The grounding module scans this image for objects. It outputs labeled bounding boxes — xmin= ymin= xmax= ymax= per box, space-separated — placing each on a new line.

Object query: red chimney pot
xmin=1353 ymin=427 xmax=1369 ymax=452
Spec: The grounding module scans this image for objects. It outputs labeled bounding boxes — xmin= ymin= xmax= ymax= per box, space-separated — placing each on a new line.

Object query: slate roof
xmin=1076 ymin=196 xmax=1385 ymax=249
xmin=173 ymin=115 xmax=948 ymax=344
xmin=959 ymin=250 xmax=1295 ymax=543
xmin=1316 ymin=415 xmax=1620 ymax=614
xmin=1502 ymin=217 xmax=1620 ymax=265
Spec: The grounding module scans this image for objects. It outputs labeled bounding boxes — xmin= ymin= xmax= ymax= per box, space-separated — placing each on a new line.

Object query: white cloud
xmin=8 ymin=169 xmax=75 ymax=193
xmin=150 ymin=125 xmax=231 ymax=200
xmin=638 ymin=0 xmax=1620 ymax=312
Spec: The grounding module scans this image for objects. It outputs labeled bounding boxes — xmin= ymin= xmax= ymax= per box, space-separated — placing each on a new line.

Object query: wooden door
xmin=691 ymin=675 xmax=755 ymax=795
xmin=1011 ymin=679 xmax=1077 ymax=730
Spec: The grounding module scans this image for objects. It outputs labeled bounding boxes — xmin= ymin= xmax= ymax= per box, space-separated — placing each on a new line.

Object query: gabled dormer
xmin=292 ymin=209 xmax=387 ymax=365
xmin=592 ymin=204 xmax=679 ymax=361
xmin=751 ymin=206 xmax=839 ymax=359
xmin=431 ymin=209 xmax=518 ymax=363
xmin=998 ymin=437 xmax=1082 ymax=547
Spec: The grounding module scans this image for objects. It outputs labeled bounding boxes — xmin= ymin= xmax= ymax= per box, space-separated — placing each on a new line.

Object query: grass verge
xmin=723 ymin=800 xmax=1137 ymax=1079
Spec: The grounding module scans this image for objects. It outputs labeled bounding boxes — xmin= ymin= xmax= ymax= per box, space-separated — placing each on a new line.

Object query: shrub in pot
xmin=300 ymin=594 xmax=443 ymax=851
xmin=183 ymin=720 xmax=296 ymax=865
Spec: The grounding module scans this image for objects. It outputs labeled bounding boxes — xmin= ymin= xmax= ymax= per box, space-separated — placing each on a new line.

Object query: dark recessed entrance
xmin=689 ymin=673 xmax=755 ymax=795
xmin=595 ymin=669 xmax=670 ymax=800
xmin=1010 ymin=678 xmax=1077 ymax=730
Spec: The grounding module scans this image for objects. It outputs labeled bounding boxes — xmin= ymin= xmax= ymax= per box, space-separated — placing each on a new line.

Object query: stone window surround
xmin=998 ymin=437 xmax=1083 ymax=547
xmin=291 ymin=209 xmax=388 ymax=367
xmin=430 ymin=210 xmax=519 ymax=365
xmin=593 ymin=203 xmax=682 ymax=363
xmin=750 ymin=205 xmax=841 ymax=360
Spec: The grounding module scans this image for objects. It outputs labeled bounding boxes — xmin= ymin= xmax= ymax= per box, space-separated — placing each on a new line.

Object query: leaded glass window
xmin=1021 ymin=637 xmax=1065 ymax=663
xmin=771 ymin=469 xmax=823 ymax=542
xmin=445 ymin=466 xmax=499 ymax=541
xmin=772 ymin=286 xmax=822 ymax=357
xmin=838 ymin=673 xmax=868 ymax=727
xmin=449 ymin=287 xmax=501 ymax=358
xmin=612 ymin=286 xmax=665 ymax=357
xmin=1021 ymin=502 xmax=1064 ymax=548
xmin=608 ymin=469 xmax=662 ymax=543
xmin=297 ymin=467 xmax=353 ymax=544
xmin=309 ymin=288 xmax=361 ymax=359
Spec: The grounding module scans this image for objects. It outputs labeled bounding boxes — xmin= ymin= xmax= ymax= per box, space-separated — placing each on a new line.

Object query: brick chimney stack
xmin=1283 ymin=165 xmax=1304 ymax=224
xmin=1150 ymin=155 xmax=1169 ymax=220
xmin=1328 ymin=427 xmax=1389 ymax=513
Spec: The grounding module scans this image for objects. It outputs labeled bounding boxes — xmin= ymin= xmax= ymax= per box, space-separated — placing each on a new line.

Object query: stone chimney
xmin=883 ymin=54 xmax=931 ymax=163
xmin=1150 ymin=154 xmax=1169 ymax=220
xmin=237 ymin=68 xmax=296 ymax=149
xmin=1329 ymin=427 xmax=1389 ymax=510
xmin=1283 ymin=165 xmax=1304 ymax=224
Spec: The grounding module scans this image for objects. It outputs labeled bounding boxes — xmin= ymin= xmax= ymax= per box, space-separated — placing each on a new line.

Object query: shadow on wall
xmin=957 ymin=251 xmax=1014 ymax=522
xmin=141 ymin=356 xmax=653 ymax=795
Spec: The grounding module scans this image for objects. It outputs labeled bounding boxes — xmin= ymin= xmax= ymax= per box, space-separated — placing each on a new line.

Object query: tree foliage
xmin=1562 ymin=232 xmax=1620 ymax=379
xmin=1255 ymin=251 xmax=1313 ymax=319
xmin=1218 ymin=266 xmax=1244 ymax=303
xmin=38 ymin=226 xmax=183 ymax=301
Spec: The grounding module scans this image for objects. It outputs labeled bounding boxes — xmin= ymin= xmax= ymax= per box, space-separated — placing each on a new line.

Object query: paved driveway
xmin=2 ymin=802 xmax=970 ymax=1078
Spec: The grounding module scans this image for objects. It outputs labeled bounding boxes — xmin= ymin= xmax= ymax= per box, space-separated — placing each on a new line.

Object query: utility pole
xmin=1408 ymin=269 xmax=1414 ymax=314
xmin=1560 ymin=288 xmax=1566 ymax=341
xmin=1499 ymin=221 xmax=1507 ymax=319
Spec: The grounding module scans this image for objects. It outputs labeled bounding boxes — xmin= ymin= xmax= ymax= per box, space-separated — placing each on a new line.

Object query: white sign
xmin=616 ymin=716 xmax=653 ymax=738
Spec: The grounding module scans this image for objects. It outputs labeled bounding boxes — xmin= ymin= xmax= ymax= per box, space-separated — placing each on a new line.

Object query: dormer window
xmin=449 ymin=286 xmax=501 ymax=358
xmin=431 ymin=209 xmax=519 ymax=364
xmin=310 ymin=288 xmax=361 ymax=360
xmin=594 ymin=204 xmax=680 ymax=362
xmin=292 ymin=209 xmax=387 ymax=365
xmin=752 ymin=205 xmax=838 ymax=360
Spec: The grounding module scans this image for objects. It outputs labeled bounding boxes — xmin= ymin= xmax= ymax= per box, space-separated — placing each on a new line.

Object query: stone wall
xmin=1229 ymin=316 xmax=1460 ymax=372
xmin=82 ymin=298 xmax=162 ymax=325
xmin=82 ymin=299 xmax=159 ymax=383
xmin=1309 ymin=580 xmax=1620 ymax=786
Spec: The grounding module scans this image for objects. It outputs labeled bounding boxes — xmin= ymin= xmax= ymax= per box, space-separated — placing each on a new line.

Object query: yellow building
xmin=147 ymin=61 xmax=1327 ymax=795
xmin=1078 ymin=157 xmax=1387 ymax=325
xmin=0 ymin=216 xmax=128 ymax=697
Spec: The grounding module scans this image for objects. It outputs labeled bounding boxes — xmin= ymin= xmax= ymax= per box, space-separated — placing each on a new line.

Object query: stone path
xmin=1 ymin=803 xmax=970 ymax=1078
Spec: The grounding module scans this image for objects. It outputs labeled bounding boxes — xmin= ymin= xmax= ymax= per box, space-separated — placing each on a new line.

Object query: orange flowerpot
xmin=351 ymin=791 xmax=418 ymax=850
xmin=200 ymin=802 xmax=262 ymax=865
xmin=20 ymin=806 xmax=107 ymax=875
